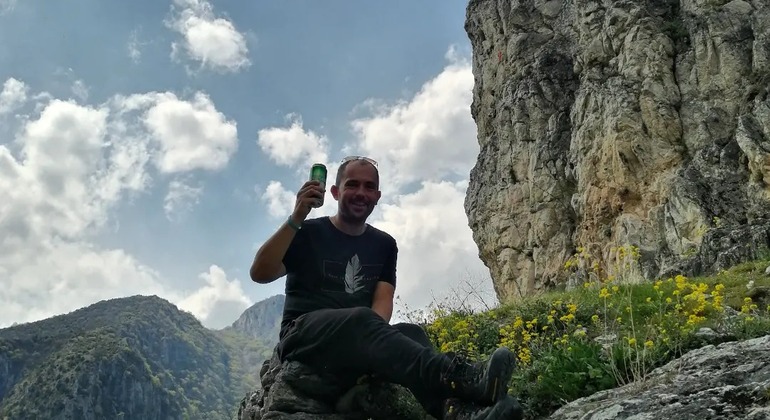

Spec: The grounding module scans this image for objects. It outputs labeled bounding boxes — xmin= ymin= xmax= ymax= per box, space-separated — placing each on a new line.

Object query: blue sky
xmin=0 ymin=0 xmax=497 ymax=329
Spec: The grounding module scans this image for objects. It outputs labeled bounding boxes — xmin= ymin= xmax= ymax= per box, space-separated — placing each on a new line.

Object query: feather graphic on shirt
xmin=344 ymin=254 xmax=365 ymax=294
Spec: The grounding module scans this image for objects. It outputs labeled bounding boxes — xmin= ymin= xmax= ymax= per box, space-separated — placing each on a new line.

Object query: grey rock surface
xmin=547 ymin=334 xmax=770 ymax=420
xmin=237 ymin=350 xmax=430 ymax=420
xmin=464 ymin=0 xmax=770 ymax=300
xmin=224 ymin=294 xmax=285 ymax=348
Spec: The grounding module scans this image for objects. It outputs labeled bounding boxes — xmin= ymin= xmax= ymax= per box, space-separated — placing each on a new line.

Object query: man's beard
xmin=340 ymin=200 xmax=373 ymax=223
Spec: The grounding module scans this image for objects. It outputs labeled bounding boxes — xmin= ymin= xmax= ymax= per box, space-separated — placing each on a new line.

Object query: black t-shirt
xmin=279 ymin=216 xmax=398 ymax=339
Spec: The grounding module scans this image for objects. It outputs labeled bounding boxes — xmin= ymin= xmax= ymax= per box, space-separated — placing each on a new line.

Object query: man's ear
xmin=330 ymin=184 xmax=340 ymax=200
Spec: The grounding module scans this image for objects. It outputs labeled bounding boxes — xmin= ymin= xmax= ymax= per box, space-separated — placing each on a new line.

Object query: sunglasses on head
xmin=341 ymin=155 xmax=378 ymax=167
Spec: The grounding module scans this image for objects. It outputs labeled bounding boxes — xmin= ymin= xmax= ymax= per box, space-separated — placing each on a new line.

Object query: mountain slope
xmin=223 ymin=294 xmax=284 ymax=348
xmin=0 ymin=295 xmax=271 ymax=420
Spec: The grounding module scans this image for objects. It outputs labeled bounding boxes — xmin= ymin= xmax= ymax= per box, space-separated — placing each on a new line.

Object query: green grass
xmin=411 ymin=256 xmax=770 ymax=419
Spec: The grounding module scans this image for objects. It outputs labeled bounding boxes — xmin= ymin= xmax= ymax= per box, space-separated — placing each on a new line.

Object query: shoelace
xmin=440 ymin=352 xmax=485 ymax=395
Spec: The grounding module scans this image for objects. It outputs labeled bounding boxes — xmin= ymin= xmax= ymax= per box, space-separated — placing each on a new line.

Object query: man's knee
xmin=392 ymin=322 xmax=432 ymax=347
xmin=347 ymin=306 xmax=381 ymax=322
xmin=392 ymin=322 xmax=423 ymax=336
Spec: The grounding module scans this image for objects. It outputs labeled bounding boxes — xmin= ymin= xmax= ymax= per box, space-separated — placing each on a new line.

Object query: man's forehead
xmin=342 ymin=161 xmax=378 ymax=181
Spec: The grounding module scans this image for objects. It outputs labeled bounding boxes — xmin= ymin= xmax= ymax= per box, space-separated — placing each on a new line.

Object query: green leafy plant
xmin=421 ymin=252 xmax=770 ymax=419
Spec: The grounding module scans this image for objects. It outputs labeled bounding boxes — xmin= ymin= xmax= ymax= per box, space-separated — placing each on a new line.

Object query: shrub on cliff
xmin=408 ymin=253 xmax=770 ymax=419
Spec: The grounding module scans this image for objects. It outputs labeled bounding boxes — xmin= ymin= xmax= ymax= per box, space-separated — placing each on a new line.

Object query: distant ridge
xmin=223 ymin=294 xmax=284 ymax=348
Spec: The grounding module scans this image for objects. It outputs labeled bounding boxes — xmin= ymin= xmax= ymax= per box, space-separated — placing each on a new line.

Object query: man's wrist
xmin=286 ymin=214 xmax=302 ymax=231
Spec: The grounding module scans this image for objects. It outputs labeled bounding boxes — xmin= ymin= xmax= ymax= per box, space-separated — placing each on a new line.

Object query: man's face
xmin=331 ymin=161 xmax=381 ymax=224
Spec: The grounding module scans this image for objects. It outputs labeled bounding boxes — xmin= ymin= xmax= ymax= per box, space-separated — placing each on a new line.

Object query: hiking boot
xmin=441 ymin=347 xmax=516 ymax=405
xmin=443 ymin=395 xmax=524 ymax=420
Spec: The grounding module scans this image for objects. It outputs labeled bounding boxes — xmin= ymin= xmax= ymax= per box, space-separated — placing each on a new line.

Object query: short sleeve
xmin=282 ymin=228 xmax=307 ymax=274
xmin=380 ymin=238 xmax=398 ymax=287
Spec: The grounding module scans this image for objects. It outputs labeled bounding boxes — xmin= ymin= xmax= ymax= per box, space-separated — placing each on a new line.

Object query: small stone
xmin=695 ymin=327 xmax=717 ymax=338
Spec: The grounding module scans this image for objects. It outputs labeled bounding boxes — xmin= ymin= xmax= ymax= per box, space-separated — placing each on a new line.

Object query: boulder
xmin=237 ymin=350 xmax=431 ymax=420
xmin=547 ymin=334 xmax=770 ymax=419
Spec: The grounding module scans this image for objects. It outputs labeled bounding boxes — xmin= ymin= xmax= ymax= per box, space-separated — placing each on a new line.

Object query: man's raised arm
xmin=250 ymin=180 xmax=324 ymax=283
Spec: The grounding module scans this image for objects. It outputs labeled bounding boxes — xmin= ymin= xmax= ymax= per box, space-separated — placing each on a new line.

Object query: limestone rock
xmin=237 ymin=350 xmax=430 ymax=420
xmin=547 ymin=334 xmax=770 ymax=419
xmin=464 ymin=0 xmax=770 ymax=300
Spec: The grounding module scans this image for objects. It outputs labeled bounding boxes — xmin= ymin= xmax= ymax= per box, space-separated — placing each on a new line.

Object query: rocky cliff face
xmin=464 ymin=0 xmax=770 ymax=300
xmin=223 ymin=294 xmax=284 ymax=348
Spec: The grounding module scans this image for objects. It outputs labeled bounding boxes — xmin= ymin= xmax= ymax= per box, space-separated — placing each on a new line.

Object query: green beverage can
xmin=310 ymin=163 xmax=327 ymax=207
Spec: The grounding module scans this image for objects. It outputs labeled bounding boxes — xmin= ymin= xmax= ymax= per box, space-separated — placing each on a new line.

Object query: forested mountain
xmin=0 ymin=295 xmax=275 ymax=420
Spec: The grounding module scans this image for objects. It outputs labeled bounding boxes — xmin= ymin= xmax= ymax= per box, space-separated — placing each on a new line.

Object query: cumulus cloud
xmin=176 ymin=265 xmax=253 ymax=329
xmin=114 ymin=91 xmax=239 ymax=173
xmin=0 ymin=78 xmax=247 ymax=328
xmin=257 ymin=115 xmax=330 ymax=169
xmin=350 ymin=49 xmax=475 ymax=193
xmin=0 ymin=78 xmax=28 ymax=114
xmin=166 ymin=0 xmax=251 ymax=74
xmin=256 ymin=47 xmax=497 ymax=316
xmin=0 ymin=95 xmax=160 ymax=326
xmin=261 ymin=181 xmax=296 ymax=218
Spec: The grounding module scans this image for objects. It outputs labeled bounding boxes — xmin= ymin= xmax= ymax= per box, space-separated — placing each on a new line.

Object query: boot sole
xmin=482 ymin=347 xmax=516 ymax=405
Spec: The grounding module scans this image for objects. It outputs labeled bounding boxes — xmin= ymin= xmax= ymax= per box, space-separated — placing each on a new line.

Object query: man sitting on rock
xmin=250 ymin=156 xmax=523 ymax=420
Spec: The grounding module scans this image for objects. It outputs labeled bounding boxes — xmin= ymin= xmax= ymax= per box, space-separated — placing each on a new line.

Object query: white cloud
xmin=350 ymin=50 xmax=475 ymax=192
xmin=176 ymin=265 xmax=253 ymax=329
xmin=6 ymin=99 xmax=132 ymax=238
xmin=0 ymin=95 xmax=162 ymax=326
xmin=2 ymin=241 xmax=169 ymax=325
xmin=0 ymin=78 xmax=242 ymax=328
xmin=114 ymin=91 xmax=239 ymax=173
xmin=0 ymin=78 xmax=28 ymax=114
xmin=261 ymin=181 xmax=295 ymax=219
xmin=257 ymin=115 xmax=330 ymax=169
xmin=167 ymin=0 xmax=251 ymax=74
xmin=164 ymin=178 xmax=203 ymax=221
